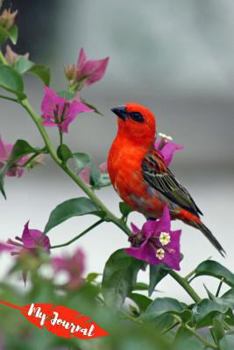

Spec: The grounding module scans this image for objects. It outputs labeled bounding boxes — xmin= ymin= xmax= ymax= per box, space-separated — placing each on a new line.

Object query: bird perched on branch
xmin=107 ymin=102 xmax=225 ymax=256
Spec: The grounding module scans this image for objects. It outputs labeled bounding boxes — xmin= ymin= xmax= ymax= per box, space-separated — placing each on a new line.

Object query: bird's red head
xmin=111 ymin=102 xmax=156 ymax=146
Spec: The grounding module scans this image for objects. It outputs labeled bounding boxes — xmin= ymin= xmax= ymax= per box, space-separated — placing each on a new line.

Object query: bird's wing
xmin=142 ymin=149 xmax=203 ymax=216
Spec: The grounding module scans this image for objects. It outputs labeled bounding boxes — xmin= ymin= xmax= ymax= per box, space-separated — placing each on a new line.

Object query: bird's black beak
xmin=111 ymin=106 xmax=128 ymax=121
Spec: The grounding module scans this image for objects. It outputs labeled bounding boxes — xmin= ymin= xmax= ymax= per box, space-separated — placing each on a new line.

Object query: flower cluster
xmin=0 ymin=222 xmax=51 ymax=257
xmin=65 ymin=48 xmax=109 ymax=89
xmin=126 ymin=206 xmax=181 ymax=270
xmin=41 ymin=49 xmax=109 ymax=134
xmin=41 ymin=87 xmax=92 ymax=133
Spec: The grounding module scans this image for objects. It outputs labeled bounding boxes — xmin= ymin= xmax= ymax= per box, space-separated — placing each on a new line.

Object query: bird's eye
xmin=129 ymin=112 xmax=144 ymax=123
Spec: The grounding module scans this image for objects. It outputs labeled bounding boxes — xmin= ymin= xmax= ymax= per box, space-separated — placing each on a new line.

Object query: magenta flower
xmin=76 ymin=48 xmax=109 ymax=86
xmin=125 ymin=206 xmax=181 ymax=270
xmin=154 ymin=134 xmax=183 ymax=166
xmin=52 ymin=248 xmax=85 ymax=290
xmin=41 ymin=87 xmax=92 ymax=133
xmin=0 ymin=222 xmax=51 ymax=257
xmin=0 ymin=137 xmax=28 ymax=177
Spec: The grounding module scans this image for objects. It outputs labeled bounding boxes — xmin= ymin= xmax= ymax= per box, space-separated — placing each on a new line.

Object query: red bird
xmin=107 ymin=103 xmax=225 ymax=256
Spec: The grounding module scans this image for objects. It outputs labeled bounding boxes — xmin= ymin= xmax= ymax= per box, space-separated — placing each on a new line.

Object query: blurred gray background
xmin=0 ymin=0 xmax=234 ymax=301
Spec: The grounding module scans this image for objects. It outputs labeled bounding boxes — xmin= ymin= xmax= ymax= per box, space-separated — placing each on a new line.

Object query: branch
xmin=51 ymin=219 xmax=103 ymax=249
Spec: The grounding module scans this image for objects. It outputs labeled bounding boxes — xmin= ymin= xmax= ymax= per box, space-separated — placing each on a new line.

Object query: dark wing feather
xmin=142 ymin=150 xmax=203 ymax=216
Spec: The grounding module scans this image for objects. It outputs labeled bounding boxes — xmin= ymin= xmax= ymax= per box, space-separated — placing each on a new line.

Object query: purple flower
xmin=0 ymin=222 xmax=51 ymax=257
xmin=52 ymin=248 xmax=85 ymax=290
xmin=154 ymin=134 xmax=183 ymax=166
xmin=76 ymin=48 xmax=109 ymax=86
xmin=41 ymin=87 xmax=92 ymax=133
xmin=0 ymin=137 xmax=28 ymax=177
xmin=125 ymin=206 xmax=181 ymax=270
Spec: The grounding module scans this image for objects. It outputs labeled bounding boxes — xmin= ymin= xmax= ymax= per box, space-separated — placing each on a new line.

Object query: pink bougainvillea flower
xmin=52 ymin=248 xmax=85 ymax=290
xmin=41 ymin=87 xmax=92 ymax=133
xmin=154 ymin=134 xmax=184 ymax=166
xmin=76 ymin=48 xmax=109 ymax=86
xmin=0 ymin=137 xmax=28 ymax=177
xmin=125 ymin=206 xmax=181 ymax=270
xmin=0 ymin=222 xmax=51 ymax=257
xmin=0 ymin=222 xmax=50 ymax=283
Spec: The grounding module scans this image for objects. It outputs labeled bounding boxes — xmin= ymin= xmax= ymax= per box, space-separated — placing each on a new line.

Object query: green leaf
xmin=220 ymin=335 xmax=234 ymax=350
xmin=0 ymin=25 xmax=18 ymax=44
xmin=73 ymin=152 xmax=91 ymax=171
xmin=86 ymin=272 xmax=101 ymax=283
xmin=90 ymin=162 xmax=101 ymax=187
xmin=28 ymin=64 xmax=50 ymax=85
xmin=0 ymin=64 xmax=24 ymax=97
xmin=57 ymin=144 xmax=73 ymax=163
xmin=221 ymin=288 xmax=234 ymax=308
xmin=212 ymin=316 xmax=225 ymax=342
xmin=0 ymin=26 xmax=9 ymax=44
xmin=0 ymin=29 xmax=11 ymax=45
xmin=141 ymin=297 xmax=191 ymax=323
xmin=174 ymin=327 xmax=205 ymax=350
xmin=149 ymin=264 xmax=169 ymax=296
xmin=8 ymin=25 xmax=18 ymax=44
xmin=102 ymin=249 xmax=144 ymax=307
xmin=8 ymin=139 xmax=35 ymax=164
xmin=192 ymin=298 xmax=233 ymax=327
xmin=119 ymin=202 xmax=133 ymax=218
xmin=14 ymin=57 xmax=34 ymax=75
xmin=192 ymin=260 xmax=234 ymax=287
xmin=44 ymin=197 xmax=103 ymax=233
xmin=130 ymin=293 xmax=152 ymax=312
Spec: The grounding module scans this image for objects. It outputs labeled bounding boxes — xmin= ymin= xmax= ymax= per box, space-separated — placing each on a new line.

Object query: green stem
xmin=169 ymin=270 xmax=201 ymax=303
xmin=59 ymin=130 xmax=63 ymax=146
xmin=51 ymin=219 xmax=103 ymax=249
xmin=185 ymin=325 xmax=218 ymax=349
xmin=0 ymin=94 xmax=18 ymax=103
xmin=20 ymin=98 xmax=132 ymax=237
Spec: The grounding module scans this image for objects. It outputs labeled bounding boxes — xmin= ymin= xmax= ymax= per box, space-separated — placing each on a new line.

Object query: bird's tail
xmin=196 ymin=222 xmax=226 ymax=257
xmin=177 ymin=209 xmax=226 ymax=257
